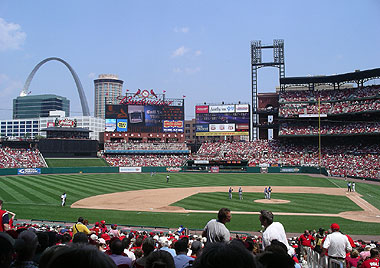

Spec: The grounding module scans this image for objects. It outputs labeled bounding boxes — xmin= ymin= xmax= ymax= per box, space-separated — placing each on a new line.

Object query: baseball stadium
xmin=1 ymin=41 xmax=380 ymax=268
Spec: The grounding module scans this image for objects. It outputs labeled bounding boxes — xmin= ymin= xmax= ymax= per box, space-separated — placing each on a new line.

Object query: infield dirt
xmin=72 ymin=186 xmax=380 ymax=223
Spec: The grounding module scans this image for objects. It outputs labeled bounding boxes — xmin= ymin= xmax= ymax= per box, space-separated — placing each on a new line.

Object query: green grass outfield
xmin=45 ymin=158 xmax=109 ymax=167
xmin=0 ymin=173 xmax=380 ymax=235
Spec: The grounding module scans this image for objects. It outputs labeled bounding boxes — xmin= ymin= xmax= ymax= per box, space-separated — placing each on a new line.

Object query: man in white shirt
xmin=61 ymin=193 xmax=66 ymax=207
xmin=322 ymin=223 xmax=352 ymax=264
xmin=259 ymin=210 xmax=294 ymax=256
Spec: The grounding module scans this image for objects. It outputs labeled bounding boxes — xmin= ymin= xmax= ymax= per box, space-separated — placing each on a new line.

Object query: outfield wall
xmin=0 ymin=166 xmax=332 ymax=177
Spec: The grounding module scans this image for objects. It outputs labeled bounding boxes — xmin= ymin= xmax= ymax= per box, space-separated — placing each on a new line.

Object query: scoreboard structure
xmin=195 ymin=103 xmax=250 ymax=137
xmin=104 ymin=90 xmax=185 ymax=141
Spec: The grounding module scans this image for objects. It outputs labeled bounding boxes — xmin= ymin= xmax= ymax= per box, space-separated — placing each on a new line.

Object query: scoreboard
xmin=195 ymin=104 xmax=250 ymax=136
xmin=105 ymin=90 xmax=184 ymax=133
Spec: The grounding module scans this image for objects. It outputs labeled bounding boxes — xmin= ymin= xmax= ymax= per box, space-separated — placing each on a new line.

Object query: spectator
xmin=322 ymin=223 xmax=352 ymax=266
xmin=10 ymin=230 xmax=39 ymax=268
xmin=259 ymin=210 xmax=294 ymax=256
xmin=134 ymin=237 xmax=155 ymax=268
xmin=173 ymin=239 xmax=193 ymax=268
xmin=192 ymin=239 xmax=257 ymax=268
xmin=72 ymin=217 xmax=92 ymax=236
xmin=0 ymin=232 xmax=15 ymax=268
xmin=109 ymin=239 xmax=132 ymax=267
xmin=145 ymin=250 xmax=175 ymax=268
xmin=202 ymin=208 xmax=231 ymax=244
xmin=0 ymin=199 xmax=10 ymax=232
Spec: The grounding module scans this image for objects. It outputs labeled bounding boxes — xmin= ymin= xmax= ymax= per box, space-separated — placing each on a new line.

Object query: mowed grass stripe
xmin=0 ymin=177 xmax=46 ymax=203
xmin=173 ymin=192 xmax=362 ymax=214
xmin=0 ymin=177 xmax=21 ymax=202
xmin=11 ymin=177 xmax=58 ymax=204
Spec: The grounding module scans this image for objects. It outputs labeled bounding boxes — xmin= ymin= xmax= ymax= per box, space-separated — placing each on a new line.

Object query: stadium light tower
xmin=250 ymin=39 xmax=285 ymax=140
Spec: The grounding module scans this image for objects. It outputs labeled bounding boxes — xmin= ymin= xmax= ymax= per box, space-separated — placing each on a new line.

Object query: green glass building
xmin=13 ymin=94 xmax=70 ymax=119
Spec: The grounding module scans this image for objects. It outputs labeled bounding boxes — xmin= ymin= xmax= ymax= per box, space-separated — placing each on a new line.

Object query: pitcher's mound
xmin=254 ymin=199 xmax=290 ymax=204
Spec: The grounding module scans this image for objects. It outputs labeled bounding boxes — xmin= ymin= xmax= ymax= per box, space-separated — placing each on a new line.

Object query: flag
xmin=163 ymin=90 xmax=166 ymax=93
xmin=183 ymin=95 xmax=186 ymax=98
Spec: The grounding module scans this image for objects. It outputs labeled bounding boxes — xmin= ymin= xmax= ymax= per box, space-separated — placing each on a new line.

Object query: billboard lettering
xmin=163 ymin=120 xmax=184 ymax=132
xmin=195 ymin=124 xmax=209 ymax=132
xmin=209 ymin=123 xmax=235 ymax=132
xmin=209 ymin=105 xmax=235 ymax=113
xmin=116 ymin=119 xmax=128 ymax=132
xmin=196 ymin=105 xmax=209 ymax=114
xmin=235 ymin=104 xmax=249 ymax=112
xmin=18 ymin=168 xmax=41 ymax=175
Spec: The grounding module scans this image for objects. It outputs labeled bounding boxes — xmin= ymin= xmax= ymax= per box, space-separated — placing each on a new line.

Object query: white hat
xmin=90 ymin=234 xmax=98 ymax=241
xmin=98 ymin=238 xmax=106 ymax=244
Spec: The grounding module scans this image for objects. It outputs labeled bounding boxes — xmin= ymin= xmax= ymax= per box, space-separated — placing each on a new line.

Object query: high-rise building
xmin=94 ymin=74 xmax=123 ymax=118
xmin=13 ymin=94 xmax=70 ymax=119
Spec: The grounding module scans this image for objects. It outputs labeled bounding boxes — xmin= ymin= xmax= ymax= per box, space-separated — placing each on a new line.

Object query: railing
xmin=305 ymin=247 xmax=344 ymax=268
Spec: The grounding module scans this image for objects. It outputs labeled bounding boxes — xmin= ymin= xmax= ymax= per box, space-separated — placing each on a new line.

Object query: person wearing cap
xmin=0 ymin=199 xmax=10 ymax=232
xmin=322 ymin=223 xmax=352 ymax=266
xmin=99 ymin=220 xmax=108 ymax=233
xmin=202 ymin=208 xmax=231 ymax=244
xmin=314 ymin=228 xmax=325 ymax=253
xmin=259 ymin=209 xmax=294 ymax=256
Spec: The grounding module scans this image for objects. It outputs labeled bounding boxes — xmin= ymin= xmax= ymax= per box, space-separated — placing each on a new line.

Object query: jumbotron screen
xmin=195 ymin=104 xmax=250 ymax=136
xmin=105 ymin=90 xmax=184 ymax=133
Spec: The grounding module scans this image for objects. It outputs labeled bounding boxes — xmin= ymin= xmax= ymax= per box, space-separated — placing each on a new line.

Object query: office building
xmin=13 ymin=94 xmax=70 ymax=119
xmin=94 ymin=74 xmax=123 ymax=118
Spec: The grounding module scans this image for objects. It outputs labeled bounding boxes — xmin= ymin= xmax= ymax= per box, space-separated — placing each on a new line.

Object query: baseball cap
xmin=331 ymin=223 xmax=340 ymax=231
xmin=100 ymin=220 xmax=105 ymax=224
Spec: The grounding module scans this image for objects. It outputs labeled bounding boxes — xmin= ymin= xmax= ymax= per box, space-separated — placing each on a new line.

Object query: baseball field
xmin=1 ymin=171 xmax=380 ymax=235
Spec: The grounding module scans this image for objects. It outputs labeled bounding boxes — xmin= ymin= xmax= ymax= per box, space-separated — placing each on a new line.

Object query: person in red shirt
xmin=361 ymin=248 xmax=380 ymax=268
xmin=0 ymin=200 xmax=10 ymax=232
xmin=299 ymin=230 xmax=315 ymax=259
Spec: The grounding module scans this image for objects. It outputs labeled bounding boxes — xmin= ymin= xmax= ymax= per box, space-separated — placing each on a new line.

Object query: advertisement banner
xmin=236 ymin=124 xmax=249 ymax=131
xmin=166 ymin=167 xmax=182 ymax=172
xmin=18 ymin=168 xmax=41 ymax=175
xmin=196 ymin=131 xmax=249 ymax=136
xmin=144 ymin=105 xmax=163 ymax=127
xmin=105 ymin=119 xmax=117 ymax=132
xmin=116 ymin=119 xmax=128 ymax=132
xmin=105 ymin=105 xmax=128 ymax=119
xmin=209 ymin=124 xmax=235 ymax=132
xmin=195 ymin=124 xmax=209 ymax=132
xmin=210 ymin=166 xmax=220 ymax=173
xmin=119 ymin=167 xmax=142 ymax=173
xmin=194 ymin=160 xmax=209 ymax=164
xmin=280 ymin=168 xmax=300 ymax=173
xmin=195 ymin=105 xmax=209 ymax=114
xmin=235 ymin=104 xmax=249 ymax=112
xmin=163 ymin=120 xmax=184 ymax=132
xmin=209 ymin=105 xmax=235 ymax=113
xmin=196 ymin=112 xmax=250 ymax=124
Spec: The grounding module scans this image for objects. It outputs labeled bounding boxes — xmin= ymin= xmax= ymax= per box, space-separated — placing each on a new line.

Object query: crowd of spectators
xmin=278 ymin=86 xmax=380 ymax=117
xmin=104 ymin=154 xmax=189 ymax=167
xmin=279 ymin=85 xmax=380 ymax=103
xmin=192 ymin=141 xmax=380 ymax=179
xmin=279 ymin=99 xmax=380 ymax=117
xmin=279 ymin=122 xmax=380 ymax=136
xmin=1 ymin=219 xmax=380 ymax=268
xmin=0 ymin=147 xmax=46 ymax=168
xmin=104 ymin=142 xmax=189 ymax=152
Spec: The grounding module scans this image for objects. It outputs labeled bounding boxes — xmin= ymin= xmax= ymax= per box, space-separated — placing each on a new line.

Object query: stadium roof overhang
xmin=40 ymin=127 xmax=92 ymax=132
xmin=280 ymin=67 xmax=380 ymax=87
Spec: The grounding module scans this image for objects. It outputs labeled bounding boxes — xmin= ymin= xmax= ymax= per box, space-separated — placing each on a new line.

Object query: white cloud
xmin=172 ymin=46 xmax=189 ymax=57
xmin=173 ymin=67 xmax=200 ymax=75
xmin=185 ymin=67 xmax=200 ymax=74
xmin=174 ymin=27 xmax=189 ymax=33
xmin=0 ymin=18 xmax=26 ymax=51
xmin=194 ymin=50 xmax=202 ymax=56
xmin=0 ymin=73 xmax=23 ymax=99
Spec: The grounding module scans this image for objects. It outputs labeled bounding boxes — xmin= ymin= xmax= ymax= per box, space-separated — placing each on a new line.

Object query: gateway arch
xmin=21 ymin=57 xmax=90 ymax=116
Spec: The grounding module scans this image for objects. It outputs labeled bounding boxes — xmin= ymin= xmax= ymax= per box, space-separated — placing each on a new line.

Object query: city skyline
xmin=0 ymin=0 xmax=380 ymax=120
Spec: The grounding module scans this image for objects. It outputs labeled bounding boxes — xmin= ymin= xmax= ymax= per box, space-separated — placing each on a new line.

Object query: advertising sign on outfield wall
xmin=166 ymin=167 xmax=182 ymax=172
xmin=18 ymin=168 xmax=41 ymax=175
xmin=210 ymin=166 xmax=220 ymax=173
xmin=119 ymin=167 xmax=142 ymax=173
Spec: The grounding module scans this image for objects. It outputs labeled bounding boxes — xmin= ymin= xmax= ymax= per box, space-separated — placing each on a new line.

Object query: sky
xmin=0 ymin=0 xmax=380 ymax=120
